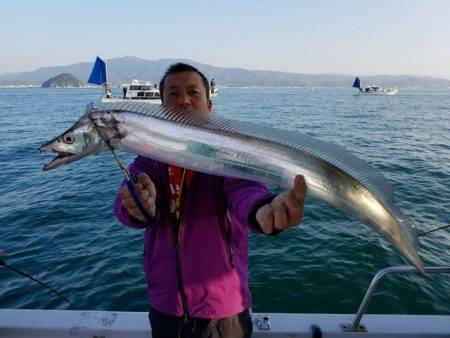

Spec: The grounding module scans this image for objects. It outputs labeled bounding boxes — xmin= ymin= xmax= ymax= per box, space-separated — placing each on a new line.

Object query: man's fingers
xmin=121 ymin=189 xmax=156 ymax=220
xmin=271 ymin=196 xmax=288 ymax=229
xmin=119 ymin=183 xmax=144 ymax=199
xmin=119 ymin=173 xmax=157 ymax=221
xmin=138 ymin=173 xmax=151 ymax=186
xmin=129 ymin=208 xmax=146 ymax=222
xmin=121 ymin=196 xmax=137 ymax=210
xmin=128 ymin=199 xmax=156 ymax=220
xmin=138 ymin=174 xmax=156 ymax=198
xmin=255 ymin=204 xmax=274 ymax=235
xmin=284 ymin=196 xmax=304 ymax=226
xmin=138 ymin=189 xmax=149 ymax=201
xmin=122 ymin=193 xmax=154 ymax=210
xmin=255 ymin=176 xmax=307 ymax=234
xmin=293 ymin=175 xmax=307 ymax=201
xmin=119 ymin=185 xmax=130 ymax=199
xmin=138 ymin=198 xmax=155 ymax=213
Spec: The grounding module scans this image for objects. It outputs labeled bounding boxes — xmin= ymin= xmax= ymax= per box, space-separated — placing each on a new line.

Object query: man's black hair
xmin=159 ymin=63 xmax=210 ymax=101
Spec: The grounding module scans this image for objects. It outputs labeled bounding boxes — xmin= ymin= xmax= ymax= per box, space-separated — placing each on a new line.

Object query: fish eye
xmin=63 ymin=134 xmax=75 ymax=144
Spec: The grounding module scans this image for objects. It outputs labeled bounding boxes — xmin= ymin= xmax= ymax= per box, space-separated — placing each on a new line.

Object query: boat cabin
xmin=122 ymin=80 xmax=161 ymax=101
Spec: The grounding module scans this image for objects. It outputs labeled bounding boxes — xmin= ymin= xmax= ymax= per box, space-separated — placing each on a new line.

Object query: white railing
xmin=341 ymin=266 xmax=450 ymax=332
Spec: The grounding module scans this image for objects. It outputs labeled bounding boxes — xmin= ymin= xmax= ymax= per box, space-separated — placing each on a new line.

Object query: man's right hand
xmin=119 ymin=173 xmax=156 ymax=222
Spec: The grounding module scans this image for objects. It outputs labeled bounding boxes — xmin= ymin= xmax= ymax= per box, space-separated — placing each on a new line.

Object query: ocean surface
xmin=0 ymin=87 xmax=449 ymax=315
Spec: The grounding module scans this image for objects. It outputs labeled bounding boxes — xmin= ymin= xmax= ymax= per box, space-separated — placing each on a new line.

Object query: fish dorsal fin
xmin=99 ymin=102 xmax=209 ymax=125
xmin=98 ymin=102 xmax=394 ymax=206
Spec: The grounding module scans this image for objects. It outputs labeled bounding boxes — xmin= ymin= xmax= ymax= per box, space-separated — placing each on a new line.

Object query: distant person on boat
xmin=115 ymin=63 xmax=307 ymax=338
xmin=103 ymin=83 xmax=112 ymax=98
xmin=210 ymin=77 xmax=216 ymax=94
xmin=122 ymin=86 xmax=127 ymax=99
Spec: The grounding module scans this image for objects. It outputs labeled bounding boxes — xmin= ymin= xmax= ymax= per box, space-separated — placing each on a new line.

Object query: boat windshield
xmin=129 ymin=85 xmax=151 ymax=91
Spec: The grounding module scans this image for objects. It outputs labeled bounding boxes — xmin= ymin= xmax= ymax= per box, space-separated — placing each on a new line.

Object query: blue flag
xmin=87 ymin=56 xmax=107 ymax=85
xmin=352 ymin=77 xmax=361 ymax=89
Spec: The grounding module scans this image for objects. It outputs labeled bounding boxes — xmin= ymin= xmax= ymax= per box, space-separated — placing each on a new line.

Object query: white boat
xmin=353 ymin=77 xmax=399 ymax=95
xmin=87 ymin=57 xmax=162 ymax=104
xmin=102 ymin=80 xmax=162 ymax=105
xmin=1 ymin=266 xmax=449 ymax=337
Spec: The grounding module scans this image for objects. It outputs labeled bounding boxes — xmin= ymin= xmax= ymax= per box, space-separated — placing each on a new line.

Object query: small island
xmin=41 ymin=73 xmax=85 ymax=88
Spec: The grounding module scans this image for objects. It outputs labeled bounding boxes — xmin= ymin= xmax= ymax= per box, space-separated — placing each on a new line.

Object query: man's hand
xmin=256 ymin=175 xmax=307 ymax=235
xmin=120 ymin=173 xmax=156 ymax=222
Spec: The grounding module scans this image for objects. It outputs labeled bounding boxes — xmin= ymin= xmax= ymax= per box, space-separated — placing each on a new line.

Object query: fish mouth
xmin=40 ymin=145 xmax=80 ymax=170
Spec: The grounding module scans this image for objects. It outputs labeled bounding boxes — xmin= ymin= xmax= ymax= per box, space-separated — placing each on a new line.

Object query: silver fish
xmin=40 ymin=102 xmax=424 ymax=272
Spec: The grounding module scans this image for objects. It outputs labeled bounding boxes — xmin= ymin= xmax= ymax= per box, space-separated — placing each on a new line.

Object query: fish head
xmin=39 ymin=114 xmax=109 ymax=170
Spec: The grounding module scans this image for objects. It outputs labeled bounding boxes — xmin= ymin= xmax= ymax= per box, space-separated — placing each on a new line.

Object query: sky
xmin=1 ymin=0 xmax=450 ymax=78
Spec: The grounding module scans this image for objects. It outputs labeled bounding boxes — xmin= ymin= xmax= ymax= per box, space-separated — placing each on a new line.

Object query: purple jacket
xmin=114 ymin=156 xmax=276 ymax=318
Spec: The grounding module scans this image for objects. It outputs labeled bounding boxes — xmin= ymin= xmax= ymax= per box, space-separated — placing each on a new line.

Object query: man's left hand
xmin=256 ymin=175 xmax=307 ymax=235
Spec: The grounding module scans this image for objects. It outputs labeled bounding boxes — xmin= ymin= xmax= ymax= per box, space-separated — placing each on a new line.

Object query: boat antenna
xmin=0 ymin=258 xmax=77 ymax=310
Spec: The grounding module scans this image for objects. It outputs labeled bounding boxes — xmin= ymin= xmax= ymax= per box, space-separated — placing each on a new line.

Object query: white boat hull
xmin=358 ymin=87 xmax=399 ymax=95
xmin=0 ymin=309 xmax=449 ymax=337
xmin=101 ymin=98 xmax=162 ymax=105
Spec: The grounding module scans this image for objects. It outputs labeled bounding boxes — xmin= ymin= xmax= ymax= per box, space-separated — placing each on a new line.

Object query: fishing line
xmin=418 ymin=224 xmax=450 ymax=237
xmin=0 ymin=258 xmax=77 ymax=310
xmin=87 ymin=111 xmax=155 ymax=223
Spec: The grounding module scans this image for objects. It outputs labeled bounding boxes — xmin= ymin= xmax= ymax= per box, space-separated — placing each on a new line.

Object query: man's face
xmin=162 ymin=71 xmax=212 ymax=117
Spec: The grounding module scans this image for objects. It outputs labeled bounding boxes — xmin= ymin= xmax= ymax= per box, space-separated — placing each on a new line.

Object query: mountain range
xmin=1 ymin=56 xmax=450 ymax=88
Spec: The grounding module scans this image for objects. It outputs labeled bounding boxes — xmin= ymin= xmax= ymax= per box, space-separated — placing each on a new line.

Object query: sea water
xmin=0 ymin=87 xmax=448 ymax=314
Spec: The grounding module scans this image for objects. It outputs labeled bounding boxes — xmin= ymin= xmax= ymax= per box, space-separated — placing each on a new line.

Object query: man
xmin=210 ymin=78 xmax=216 ymax=94
xmin=115 ymin=63 xmax=306 ymax=338
xmin=102 ymin=83 xmax=112 ymax=98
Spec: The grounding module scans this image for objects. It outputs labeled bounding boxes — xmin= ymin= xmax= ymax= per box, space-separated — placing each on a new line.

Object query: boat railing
xmin=340 ymin=266 xmax=450 ymax=332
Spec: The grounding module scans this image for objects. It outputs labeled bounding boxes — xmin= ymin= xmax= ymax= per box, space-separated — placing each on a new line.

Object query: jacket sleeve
xmin=223 ymin=177 xmax=277 ymax=234
xmin=114 ymin=156 xmax=160 ymax=229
